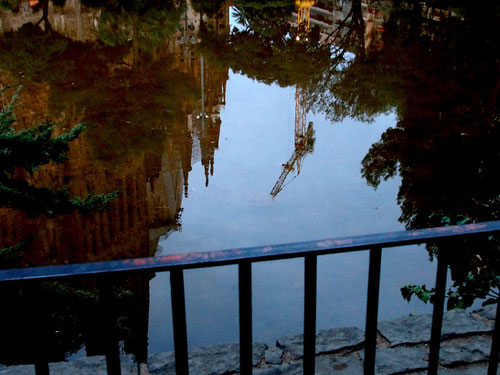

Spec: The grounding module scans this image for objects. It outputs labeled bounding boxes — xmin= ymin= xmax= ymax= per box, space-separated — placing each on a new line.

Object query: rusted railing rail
xmin=1 ymin=221 xmax=500 ymax=375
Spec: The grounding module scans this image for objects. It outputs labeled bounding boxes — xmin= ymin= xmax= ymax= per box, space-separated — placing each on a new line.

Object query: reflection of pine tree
xmin=0 ymin=86 xmax=117 ymax=264
xmin=0 ymin=89 xmax=150 ymax=364
xmin=0 ymin=86 xmax=117 ymax=217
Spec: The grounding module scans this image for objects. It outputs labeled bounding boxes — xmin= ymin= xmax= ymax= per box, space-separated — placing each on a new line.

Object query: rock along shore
xmin=0 ymin=305 xmax=497 ymax=374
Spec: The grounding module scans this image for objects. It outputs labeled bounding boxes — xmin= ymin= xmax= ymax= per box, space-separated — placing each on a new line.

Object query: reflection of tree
xmin=359 ymin=2 xmax=500 ymax=309
xmin=75 ymin=62 xmax=198 ymax=165
xmin=0 ymin=277 xmax=150 ymax=366
xmin=322 ymin=0 xmax=365 ymax=60
xmin=0 ymin=89 xmax=146 ymax=367
xmin=203 ymin=0 xmax=500 ymax=309
xmin=232 ymin=0 xmax=294 ymax=37
xmin=97 ymin=7 xmax=182 ymax=55
xmin=34 ymin=0 xmax=53 ymax=32
xmin=202 ymin=0 xmax=387 ymax=121
xmin=0 ymin=7 xmax=200 ymax=364
xmin=0 ymin=0 xmax=17 ymax=11
xmin=0 ymin=22 xmax=199 ymax=167
xmin=306 ymin=0 xmax=398 ymax=123
xmin=0 ymin=281 xmax=99 ymax=365
xmin=361 ymin=2 xmax=500 ymax=227
xmin=0 ymin=87 xmax=116 ymax=219
xmin=82 ymin=0 xmax=182 ymax=57
xmin=0 ymin=23 xmax=70 ymax=83
xmin=192 ymin=0 xmax=226 ymax=17
xmin=201 ymin=0 xmax=330 ymax=91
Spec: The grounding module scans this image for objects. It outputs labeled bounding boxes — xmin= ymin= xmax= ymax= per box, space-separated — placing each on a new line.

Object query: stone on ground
xmin=378 ymin=309 xmax=490 ymax=345
xmin=254 ymin=355 xmax=362 ymax=375
xmin=439 ymin=335 xmax=492 ymax=367
xmin=277 ymin=327 xmax=364 ymax=359
xmin=359 ymin=346 xmax=428 ymax=374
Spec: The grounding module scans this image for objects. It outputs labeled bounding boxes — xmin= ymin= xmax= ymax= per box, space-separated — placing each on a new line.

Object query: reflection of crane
xmin=270 ymin=87 xmax=315 ymax=198
xmin=270 ymin=0 xmax=316 ymax=198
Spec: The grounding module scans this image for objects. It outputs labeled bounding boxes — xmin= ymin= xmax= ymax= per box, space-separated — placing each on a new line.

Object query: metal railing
xmin=1 ymin=221 xmax=500 ymax=374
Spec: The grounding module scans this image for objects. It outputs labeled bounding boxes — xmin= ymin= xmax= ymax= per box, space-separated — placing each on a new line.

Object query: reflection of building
xmin=292 ymin=0 xmax=337 ymax=41
xmin=0 ymin=135 xmax=185 ymax=264
xmin=0 ymin=0 xmax=230 ymax=260
xmin=0 ymin=0 xmax=230 ymax=366
xmin=362 ymin=1 xmax=387 ymax=52
xmin=190 ymin=54 xmax=226 ymax=188
xmin=171 ymin=0 xmax=229 ymax=189
xmin=306 ymin=0 xmax=388 ymax=50
xmin=290 ymin=0 xmax=389 ymax=44
xmin=0 ymin=0 xmax=100 ymax=41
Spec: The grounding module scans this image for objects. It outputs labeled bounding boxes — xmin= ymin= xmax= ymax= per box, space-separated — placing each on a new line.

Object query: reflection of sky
xmin=149 ymin=72 xmax=437 ymax=353
xmin=229 ymin=6 xmax=246 ymax=32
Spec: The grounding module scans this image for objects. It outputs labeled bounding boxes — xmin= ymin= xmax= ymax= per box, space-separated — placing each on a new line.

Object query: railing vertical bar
xmin=33 ymin=311 xmax=50 ymax=375
xmin=99 ymin=279 xmax=122 ymax=375
xmin=427 ymin=253 xmax=448 ymax=375
xmin=104 ymin=348 xmax=122 ymax=375
xmin=239 ymin=262 xmax=253 ymax=375
xmin=304 ymin=255 xmax=317 ymax=375
xmin=487 ymin=301 xmax=500 ymax=375
xmin=34 ymin=361 xmax=49 ymax=375
xmin=170 ymin=269 xmax=189 ymax=375
xmin=364 ymin=246 xmax=382 ymax=375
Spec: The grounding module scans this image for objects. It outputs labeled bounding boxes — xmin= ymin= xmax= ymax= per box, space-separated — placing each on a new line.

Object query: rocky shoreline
xmin=0 ymin=305 xmax=497 ymax=374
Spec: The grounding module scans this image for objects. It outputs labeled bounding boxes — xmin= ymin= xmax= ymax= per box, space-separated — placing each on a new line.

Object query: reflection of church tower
xmin=196 ymin=54 xmax=224 ymax=187
xmin=175 ymin=0 xmax=229 ymax=191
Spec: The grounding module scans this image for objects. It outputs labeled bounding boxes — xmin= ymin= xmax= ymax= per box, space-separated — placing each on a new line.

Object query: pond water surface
xmin=0 ymin=0 xmax=498 ymax=365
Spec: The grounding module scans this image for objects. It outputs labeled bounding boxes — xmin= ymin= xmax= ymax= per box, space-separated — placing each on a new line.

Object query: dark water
xmin=0 ymin=0 xmax=499 ymax=365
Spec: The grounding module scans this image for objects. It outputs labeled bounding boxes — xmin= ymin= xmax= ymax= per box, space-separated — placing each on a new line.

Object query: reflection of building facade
xmin=171 ymin=1 xmax=229 ymax=188
xmin=0 ymin=0 xmax=100 ymax=40
xmin=0 ymin=0 xmax=230 ymax=261
xmin=290 ymin=0 xmax=389 ymax=46
xmin=361 ymin=0 xmax=388 ymax=52
xmin=0 ymin=112 xmax=186 ymax=265
xmin=291 ymin=0 xmax=337 ymax=41
xmin=0 ymin=0 xmax=229 ymax=365
xmin=302 ymin=0 xmax=389 ymax=52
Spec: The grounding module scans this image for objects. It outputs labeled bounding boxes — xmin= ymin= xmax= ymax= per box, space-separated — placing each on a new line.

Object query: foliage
xmin=192 ymin=0 xmax=226 ymax=16
xmin=0 ymin=241 xmax=26 ymax=269
xmin=0 ymin=88 xmax=147 ymax=364
xmin=357 ymin=1 xmax=500 ymax=309
xmin=0 ymin=23 xmax=70 ymax=83
xmin=0 ymin=0 xmax=17 ymax=11
xmin=81 ymin=0 xmax=183 ymax=52
xmin=0 ymin=86 xmax=117 ymax=217
xmin=200 ymin=0 xmax=329 ymax=91
xmin=201 ymin=0 xmax=395 ymax=121
xmin=401 ymin=284 xmax=433 ymax=304
xmin=97 ymin=6 xmax=183 ymax=52
xmin=0 ymin=277 xmax=148 ymax=365
xmin=78 ymin=59 xmax=199 ymax=165
xmin=402 ymin=272 xmax=500 ymax=310
xmin=232 ymin=0 xmax=294 ymax=37
xmin=200 ymin=0 xmax=500 ymax=313
xmin=0 ymin=23 xmax=199 ymax=167
xmin=1 ymin=93 xmax=85 ymax=174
